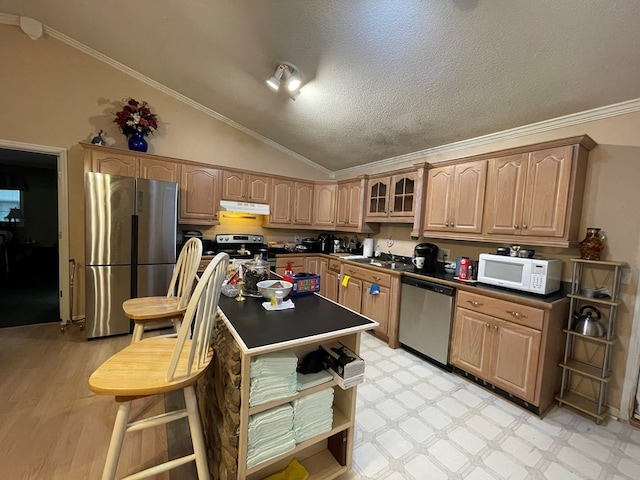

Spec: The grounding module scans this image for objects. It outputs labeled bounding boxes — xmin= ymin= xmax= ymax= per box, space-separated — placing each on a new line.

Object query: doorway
xmin=0 ymin=143 xmax=69 ymax=328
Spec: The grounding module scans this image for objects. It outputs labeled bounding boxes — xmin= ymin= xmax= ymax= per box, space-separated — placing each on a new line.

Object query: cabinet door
xmin=521 ymin=146 xmax=572 ymax=237
xmin=339 ymin=276 xmax=362 ymax=313
xmin=138 ymin=157 xmax=179 ymax=183
xmin=489 ymin=318 xmax=541 ymax=403
xmin=336 ymin=183 xmax=350 ymax=226
xmin=366 ymin=177 xmax=390 ymax=218
xmin=450 ymin=161 xmax=487 ymax=233
xmin=305 ymin=256 xmax=320 ymax=275
xmin=325 ymin=269 xmax=339 ymax=302
xmin=179 ymin=165 xmax=219 ymax=224
xmin=247 ymin=175 xmax=271 ymax=203
xmin=90 ymin=151 xmax=137 ymax=176
xmin=318 ymin=258 xmax=329 ymax=297
xmin=389 ymin=172 xmax=417 ymax=217
xmin=362 ymin=281 xmax=390 ymax=336
xmin=221 ymin=170 xmax=246 ymax=201
xmin=423 ymin=166 xmax=455 ymax=231
xmin=293 ymin=182 xmax=314 ymax=225
xmin=312 ymin=184 xmax=337 ymax=228
xmin=270 ymin=179 xmax=294 ymax=224
xmin=484 ymin=154 xmax=527 ymax=235
xmin=450 ymin=307 xmax=492 ymax=378
xmin=347 ymin=181 xmax=364 ymax=228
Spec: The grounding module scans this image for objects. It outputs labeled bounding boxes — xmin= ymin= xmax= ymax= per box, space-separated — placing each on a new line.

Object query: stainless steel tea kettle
xmin=573 ymin=305 xmax=605 ymax=337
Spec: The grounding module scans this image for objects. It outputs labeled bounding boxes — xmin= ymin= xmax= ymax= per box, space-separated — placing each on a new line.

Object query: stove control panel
xmin=215 ymin=234 xmax=264 ymax=245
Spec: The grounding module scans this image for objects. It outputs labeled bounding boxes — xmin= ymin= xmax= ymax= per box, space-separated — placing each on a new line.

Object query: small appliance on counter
xmin=477 ymin=253 xmax=562 ymax=294
xmin=295 ymin=237 xmax=322 ymax=253
xmin=317 ymin=233 xmax=335 ymax=254
xmin=362 ymin=238 xmax=374 ymax=258
xmin=413 ymin=243 xmax=438 ymax=273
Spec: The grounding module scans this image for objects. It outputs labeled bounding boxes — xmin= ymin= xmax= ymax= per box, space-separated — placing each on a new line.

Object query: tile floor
xmin=349 ymin=332 xmax=640 ymax=480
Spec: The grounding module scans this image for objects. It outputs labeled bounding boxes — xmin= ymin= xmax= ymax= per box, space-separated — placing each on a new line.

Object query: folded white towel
xmin=296 ymin=370 xmax=333 ymax=391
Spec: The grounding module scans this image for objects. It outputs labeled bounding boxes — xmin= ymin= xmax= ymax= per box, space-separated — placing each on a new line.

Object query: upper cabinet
xmin=312 ymin=183 xmax=337 ymax=228
xmin=84 ymin=145 xmax=179 ymax=182
xmin=365 ymin=168 xmax=422 ymax=223
xmin=179 ymin=165 xmax=220 ymax=225
xmin=484 ymin=147 xmax=571 ymax=238
xmin=422 ymin=136 xmax=595 ymax=247
xmin=221 ymin=170 xmax=271 ymax=204
xmin=423 ymin=160 xmax=487 ymax=235
xmin=264 ymin=179 xmax=313 ymax=227
xmin=138 ymin=157 xmax=180 ymax=182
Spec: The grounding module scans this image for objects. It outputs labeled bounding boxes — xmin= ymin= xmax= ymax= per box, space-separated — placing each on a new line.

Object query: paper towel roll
xmin=363 ymin=238 xmax=374 ymax=258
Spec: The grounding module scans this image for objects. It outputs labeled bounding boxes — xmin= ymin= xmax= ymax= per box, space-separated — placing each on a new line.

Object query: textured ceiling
xmin=2 ymin=0 xmax=640 ymax=172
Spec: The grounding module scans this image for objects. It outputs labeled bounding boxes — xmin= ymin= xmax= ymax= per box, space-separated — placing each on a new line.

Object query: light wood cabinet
xmin=312 ymin=183 xmax=337 ymax=228
xmin=293 ymin=182 xmax=314 ymax=225
xmin=266 ymin=180 xmax=313 ymax=227
xmin=484 ymin=146 xmax=572 ymax=238
xmin=420 ymin=136 xmax=595 ymax=247
xmin=138 ymin=157 xmax=180 ymax=182
xmin=179 ymin=165 xmax=220 ymax=225
xmin=221 ymin=170 xmax=271 ymax=203
xmin=336 ymin=179 xmax=377 ymax=234
xmin=304 ymin=256 xmax=320 ymax=275
xmin=86 ymin=149 xmax=137 ymax=177
xmin=423 ymin=160 xmax=487 ymax=234
xmin=275 ymin=255 xmax=304 ymax=276
xmin=267 ymin=179 xmax=294 ymax=226
xmin=318 ymin=258 xmax=329 ymax=297
xmin=365 ymin=170 xmax=419 ymax=222
xmin=339 ymin=262 xmax=400 ymax=345
xmin=324 ymin=259 xmax=341 ymax=302
xmin=451 ymin=290 xmax=567 ymax=414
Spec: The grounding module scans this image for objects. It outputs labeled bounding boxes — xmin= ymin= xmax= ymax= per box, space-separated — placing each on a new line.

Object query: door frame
xmin=0 ymin=138 xmax=69 ymax=324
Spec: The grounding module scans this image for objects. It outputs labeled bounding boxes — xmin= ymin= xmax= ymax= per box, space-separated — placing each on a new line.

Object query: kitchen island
xmin=197 ymin=290 xmax=377 ymax=480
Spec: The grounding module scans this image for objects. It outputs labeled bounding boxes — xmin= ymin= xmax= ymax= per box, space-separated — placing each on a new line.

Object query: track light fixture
xmin=266 ymin=63 xmax=302 ymax=99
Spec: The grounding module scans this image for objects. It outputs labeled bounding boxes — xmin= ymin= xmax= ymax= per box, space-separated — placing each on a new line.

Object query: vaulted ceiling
xmin=2 ymin=0 xmax=640 ymax=172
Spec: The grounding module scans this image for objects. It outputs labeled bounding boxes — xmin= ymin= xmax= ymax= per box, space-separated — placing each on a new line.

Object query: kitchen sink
xmin=345 ymin=257 xmax=413 ymax=271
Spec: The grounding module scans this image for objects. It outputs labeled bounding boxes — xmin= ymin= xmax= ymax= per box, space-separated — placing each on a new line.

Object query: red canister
xmin=458 ymin=257 xmax=470 ymax=281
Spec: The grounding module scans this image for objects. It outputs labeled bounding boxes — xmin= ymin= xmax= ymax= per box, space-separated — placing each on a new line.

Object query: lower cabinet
xmin=450 ymin=290 xmax=567 ymax=413
xmin=339 ymin=263 xmax=401 ymax=347
xmin=324 ymin=259 xmax=341 ymax=303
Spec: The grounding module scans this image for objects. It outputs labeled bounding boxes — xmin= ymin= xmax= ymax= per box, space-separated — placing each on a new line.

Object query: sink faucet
xmin=388 ymin=250 xmax=395 ymax=262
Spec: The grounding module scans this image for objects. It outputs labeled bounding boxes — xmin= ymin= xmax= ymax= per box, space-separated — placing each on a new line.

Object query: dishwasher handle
xmin=401 ymin=276 xmax=455 ymax=296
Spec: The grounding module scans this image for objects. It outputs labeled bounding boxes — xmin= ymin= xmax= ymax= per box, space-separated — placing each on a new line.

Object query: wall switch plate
xmin=622 ymin=267 xmax=632 ymax=285
xmin=439 ymin=248 xmax=450 ymax=262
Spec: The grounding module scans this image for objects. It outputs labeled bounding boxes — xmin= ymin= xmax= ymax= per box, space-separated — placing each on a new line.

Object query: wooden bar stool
xmin=89 ymin=252 xmax=229 ymax=480
xmin=123 ymin=237 xmax=203 ymax=343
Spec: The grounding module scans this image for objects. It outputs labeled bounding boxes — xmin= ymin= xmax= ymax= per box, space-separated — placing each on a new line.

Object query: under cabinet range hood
xmin=219 ymin=200 xmax=270 ymax=215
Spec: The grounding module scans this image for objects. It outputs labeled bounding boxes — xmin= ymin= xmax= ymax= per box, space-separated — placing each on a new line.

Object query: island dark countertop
xmin=217 ymin=292 xmax=378 ymax=354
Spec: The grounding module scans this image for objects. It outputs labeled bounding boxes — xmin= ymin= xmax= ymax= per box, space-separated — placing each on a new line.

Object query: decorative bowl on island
xmin=257 ymin=280 xmax=293 ymax=299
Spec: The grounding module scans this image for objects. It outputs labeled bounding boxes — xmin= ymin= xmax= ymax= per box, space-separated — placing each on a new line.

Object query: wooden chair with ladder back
xmin=123 ymin=237 xmax=203 ymax=343
xmin=89 ymin=251 xmax=229 ymax=480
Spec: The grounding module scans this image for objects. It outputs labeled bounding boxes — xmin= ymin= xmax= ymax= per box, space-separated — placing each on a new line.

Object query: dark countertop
xmin=217 ymin=292 xmax=378 ymax=354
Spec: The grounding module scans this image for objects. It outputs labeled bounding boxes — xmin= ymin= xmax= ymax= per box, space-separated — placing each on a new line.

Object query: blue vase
xmin=128 ymin=132 xmax=148 ymax=152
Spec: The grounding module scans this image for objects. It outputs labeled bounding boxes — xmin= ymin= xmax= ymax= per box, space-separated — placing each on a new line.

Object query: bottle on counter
xmin=458 ymin=257 xmax=470 ymax=281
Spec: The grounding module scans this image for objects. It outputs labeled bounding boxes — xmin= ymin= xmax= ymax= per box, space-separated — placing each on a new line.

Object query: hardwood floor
xmin=0 ymin=323 xmax=178 ymax=479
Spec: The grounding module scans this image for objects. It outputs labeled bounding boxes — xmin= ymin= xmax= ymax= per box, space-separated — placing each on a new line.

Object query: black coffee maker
xmin=318 ymin=233 xmax=335 ymax=254
xmin=414 ymin=243 xmax=438 ymax=272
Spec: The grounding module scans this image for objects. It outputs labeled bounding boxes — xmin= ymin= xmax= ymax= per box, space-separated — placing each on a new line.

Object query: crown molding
xmin=0 ymin=14 xmax=330 ymax=176
xmin=335 ymin=97 xmax=640 ymax=178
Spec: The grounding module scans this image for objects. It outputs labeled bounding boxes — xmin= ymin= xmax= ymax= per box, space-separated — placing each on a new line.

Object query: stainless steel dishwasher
xmin=399 ymin=276 xmax=456 ymax=370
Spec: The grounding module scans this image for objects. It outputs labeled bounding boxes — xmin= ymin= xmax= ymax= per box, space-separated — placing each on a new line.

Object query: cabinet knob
xmin=493 ymin=325 xmax=498 ymax=330
xmin=467 ymin=300 xmax=483 ymax=307
xmin=522 ymin=224 xmax=528 ymax=229
xmin=485 ymin=323 xmax=490 ymax=328
xmin=373 ymin=276 xmax=381 ymax=281
xmin=451 ymin=222 xmax=455 ymax=227
xmin=514 ymin=224 xmax=519 ymax=229
xmin=445 ymin=222 xmax=449 ymax=227
xmin=507 ymin=310 xmax=527 ymax=319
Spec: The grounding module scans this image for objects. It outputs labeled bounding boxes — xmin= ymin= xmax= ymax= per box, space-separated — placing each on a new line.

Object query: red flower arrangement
xmin=114 ymin=98 xmax=158 ymax=137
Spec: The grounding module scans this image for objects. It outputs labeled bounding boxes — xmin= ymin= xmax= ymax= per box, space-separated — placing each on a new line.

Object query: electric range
xmin=211 ymin=234 xmax=268 ymax=260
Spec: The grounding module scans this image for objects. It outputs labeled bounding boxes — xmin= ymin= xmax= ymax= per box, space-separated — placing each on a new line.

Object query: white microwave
xmin=477 ymin=253 xmax=562 ymax=295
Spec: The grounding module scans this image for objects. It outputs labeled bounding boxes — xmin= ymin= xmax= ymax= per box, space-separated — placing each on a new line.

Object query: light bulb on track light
xmin=266 ymin=65 xmax=285 ymax=91
xmin=266 ymin=62 xmax=302 ymax=99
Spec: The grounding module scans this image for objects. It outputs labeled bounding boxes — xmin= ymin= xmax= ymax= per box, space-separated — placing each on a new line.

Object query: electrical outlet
xmin=294 ymin=236 xmax=301 ymax=244
xmin=622 ymin=267 xmax=632 ymax=285
xmin=439 ymin=248 xmax=451 ymax=262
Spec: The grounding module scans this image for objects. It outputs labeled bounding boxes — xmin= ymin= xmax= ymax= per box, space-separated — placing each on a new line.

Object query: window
xmin=0 ymin=189 xmax=21 ymax=221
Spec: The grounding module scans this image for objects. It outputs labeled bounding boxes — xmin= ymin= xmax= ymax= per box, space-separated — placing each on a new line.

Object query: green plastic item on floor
xmin=263 ymin=458 xmax=309 ymax=480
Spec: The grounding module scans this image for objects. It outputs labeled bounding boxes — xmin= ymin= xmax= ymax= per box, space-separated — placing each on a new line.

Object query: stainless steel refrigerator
xmin=85 ymin=172 xmax=178 ymax=339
